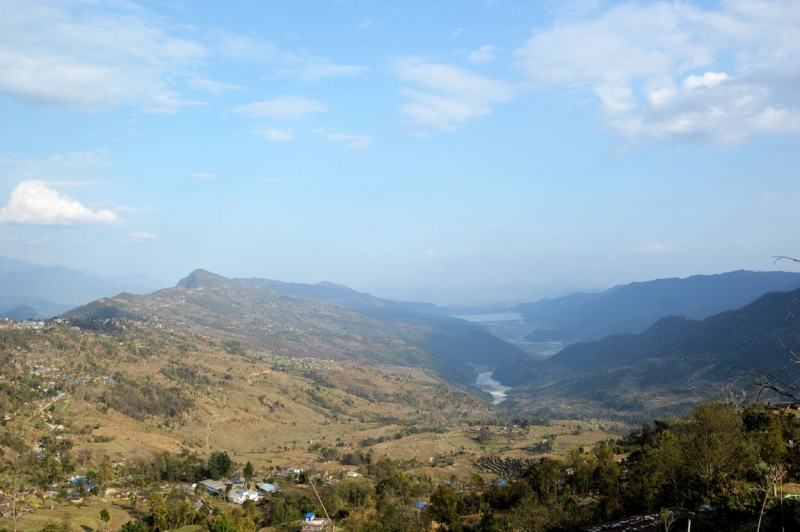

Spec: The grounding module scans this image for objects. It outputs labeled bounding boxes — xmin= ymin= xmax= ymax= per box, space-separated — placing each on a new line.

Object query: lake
xmin=455 ymin=312 xmax=523 ymax=323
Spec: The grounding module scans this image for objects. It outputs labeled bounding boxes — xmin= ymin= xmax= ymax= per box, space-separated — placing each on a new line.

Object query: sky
xmin=0 ymin=0 xmax=799 ymax=304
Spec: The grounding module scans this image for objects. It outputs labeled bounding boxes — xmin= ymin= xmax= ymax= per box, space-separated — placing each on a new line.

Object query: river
xmin=475 ymin=371 xmax=511 ymax=405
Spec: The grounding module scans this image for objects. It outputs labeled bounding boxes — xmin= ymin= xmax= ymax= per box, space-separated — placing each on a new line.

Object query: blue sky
xmin=0 ymin=0 xmax=798 ymax=303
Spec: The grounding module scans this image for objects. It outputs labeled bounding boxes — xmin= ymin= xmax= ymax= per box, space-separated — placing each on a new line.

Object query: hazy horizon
xmin=1 ymin=0 xmax=798 ymax=305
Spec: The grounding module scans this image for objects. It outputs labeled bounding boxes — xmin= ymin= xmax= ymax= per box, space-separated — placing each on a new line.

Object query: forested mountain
xmin=64 ymin=269 xmax=526 ymax=387
xmin=513 ymin=270 xmax=800 ymax=342
xmin=496 ymin=287 xmax=800 ymax=420
xmin=0 ymin=255 xmax=163 ymax=319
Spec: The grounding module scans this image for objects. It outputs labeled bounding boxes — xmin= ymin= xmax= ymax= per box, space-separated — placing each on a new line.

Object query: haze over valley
xmin=2 ymin=0 xmax=800 ymax=530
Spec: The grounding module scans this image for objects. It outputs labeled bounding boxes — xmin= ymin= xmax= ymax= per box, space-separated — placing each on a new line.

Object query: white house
xmin=227 ymin=489 xmax=262 ymax=504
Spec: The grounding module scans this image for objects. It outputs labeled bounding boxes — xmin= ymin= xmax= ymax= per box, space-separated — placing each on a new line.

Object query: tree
xmin=207 ymin=451 xmax=233 ymax=480
xmin=477 ymin=503 xmax=500 ymax=532
xmin=148 ymin=494 xmax=168 ymax=532
xmin=99 ymin=509 xmax=111 ymax=525
xmin=428 ymin=484 xmax=463 ymax=532
xmin=243 ymin=461 xmax=254 ymax=482
xmin=736 ymin=255 xmax=800 ymax=405
xmin=679 ymin=402 xmax=752 ymax=503
xmin=208 ymin=515 xmax=238 ymax=532
xmin=120 ymin=521 xmax=148 ymax=532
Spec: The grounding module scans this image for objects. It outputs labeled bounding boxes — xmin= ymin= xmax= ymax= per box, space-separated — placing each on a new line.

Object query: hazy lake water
xmin=476 ymin=371 xmax=512 ymax=405
xmin=455 ymin=312 xmax=523 ymax=323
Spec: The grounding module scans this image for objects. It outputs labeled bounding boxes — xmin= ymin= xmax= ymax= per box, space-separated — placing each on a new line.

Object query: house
xmin=257 ymin=483 xmax=278 ymax=494
xmin=68 ymin=495 xmax=85 ymax=505
xmin=346 ymin=471 xmax=360 ymax=477
xmin=227 ymin=489 xmax=261 ymax=504
xmin=200 ymin=479 xmax=227 ymax=496
xmin=0 ymin=497 xmax=14 ymax=515
xmin=301 ymin=513 xmax=331 ymax=531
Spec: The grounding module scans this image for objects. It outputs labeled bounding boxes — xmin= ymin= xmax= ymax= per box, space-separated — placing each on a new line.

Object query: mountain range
xmin=512 ymin=270 xmax=800 ymax=342
xmin=40 ymin=264 xmax=800 ymax=420
xmin=495 ymin=285 xmax=800 ymax=421
xmin=0 ymin=255 xmax=163 ymax=319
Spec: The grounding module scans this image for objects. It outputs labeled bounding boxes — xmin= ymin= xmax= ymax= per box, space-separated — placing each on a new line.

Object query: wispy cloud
xmin=232 ymin=97 xmax=327 ymax=120
xmin=189 ymin=78 xmax=243 ymax=93
xmin=254 ymin=129 xmax=294 ymax=141
xmin=326 ymin=134 xmax=373 ymax=151
xmin=466 ymin=45 xmax=496 ymax=64
xmin=0 ymin=180 xmax=119 ymax=225
xmin=188 ymin=172 xmax=219 ymax=179
xmin=395 ymin=58 xmax=516 ymax=131
xmin=125 ymin=231 xmax=156 ymax=242
xmin=513 ymin=0 xmax=800 ymax=144
xmin=286 ymin=62 xmax=368 ymax=81
xmin=639 ymin=244 xmax=673 ymax=254
xmin=0 ymin=0 xmax=206 ymax=113
xmin=215 ymin=32 xmax=367 ymax=81
xmin=2 ymin=150 xmax=111 ymax=169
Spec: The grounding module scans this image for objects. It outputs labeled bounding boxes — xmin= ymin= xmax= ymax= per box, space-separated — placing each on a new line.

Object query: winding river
xmin=475 ymin=371 xmax=512 ymax=405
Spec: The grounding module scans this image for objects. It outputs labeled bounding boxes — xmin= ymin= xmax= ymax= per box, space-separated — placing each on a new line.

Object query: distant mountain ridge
xmin=513 ymin=270 xmax=800 ymax=342
xmin=495 ymin=286 xmax=800 ymax=420
xmin=64 ymin=269 xmax=528 ymax=389
xmin=0 ymin=255 xmax=163 ymax=319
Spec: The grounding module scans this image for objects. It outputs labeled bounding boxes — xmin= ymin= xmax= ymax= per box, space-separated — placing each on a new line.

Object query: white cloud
xmin=683 ymin=72 xmax=730 ymax=90
xmin=188 ymin=173 xmax=219 ymax=179
xmin=395 ymin=58 xmax=516 ymax=130
xmin=453 ymin=28 xmax=467 ymax=37
xmin=466 ymin=45 xmax=496 ymax=64
xmin=326 ymin=134 xmax=373 ymax=151
xmin=639 ymin=244 xmax=673 ymax=253
xmin=0 ymin=181 xmax=118 ymax=225
xmin=232 ymin=97 xmax=327 ymax=120
xmin=259 ymin=178 xmax=279 ymax=183
xmin=254 ymin=129 xmax=294 ymax=141
xmin=0 ymin=0 xmax=206 ymax=113
xmin=356 ymin=19 xmax=373 ymax=29
xmin=427 ymin=250 xmax=436 ymax=260
xmin=513 ymin=0 xmax=800 ymax=144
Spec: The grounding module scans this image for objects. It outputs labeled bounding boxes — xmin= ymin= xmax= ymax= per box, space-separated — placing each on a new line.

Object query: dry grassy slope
xmin=1 ymin=321 xmax=498 ymax=468
xmin=66 ymin=281 xmax=430 ymax=363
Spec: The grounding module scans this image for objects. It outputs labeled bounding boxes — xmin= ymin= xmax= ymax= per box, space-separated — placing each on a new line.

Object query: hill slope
xmin=496 ymin=287 xmax=800 ymax=420
xmin=64 ymin=269 xmax=527 ymax=388
xmin=513 ymin=270 xmax=800 ymax=341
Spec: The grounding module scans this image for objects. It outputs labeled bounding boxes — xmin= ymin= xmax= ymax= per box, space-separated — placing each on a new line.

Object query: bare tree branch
xmin=732 ymin=296 xmax=800 ymax=406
